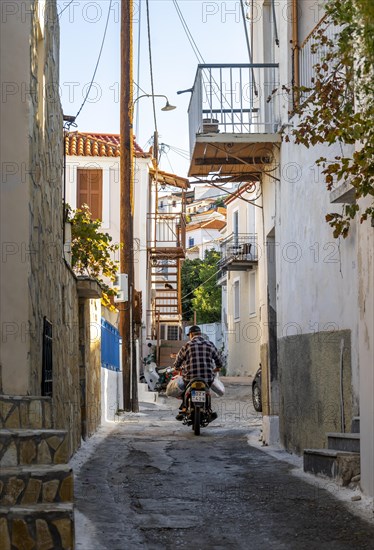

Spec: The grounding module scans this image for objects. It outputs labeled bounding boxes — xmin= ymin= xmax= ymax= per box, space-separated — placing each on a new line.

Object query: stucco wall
xmin=277 ymin=137 xmax=359 ymax=406
xmin=226 ymin=268 xmax=260 ymax=377
xmin=86 ymin=299 xmax=102 ymax=437
xmin=0 ymin=0 xmax=33 ymax=392
xmin=101 ymin=368 xmax=123 ymax=424
xmin=357 ymin=196 xmax=374 ymax=497
xmin=278 ymin=329 xmax=353 ymax=454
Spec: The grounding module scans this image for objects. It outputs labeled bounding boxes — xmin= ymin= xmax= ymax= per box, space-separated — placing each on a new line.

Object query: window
xmin=77 ymin=169 xmax=103 ymax=220
xmin=234 ymin=279 xmax=240 ymax=320
xmin=188 ymin=237 xmax=195 ymax=248
xmin=160 ymin=200 xmax=164 ymax=208
xmin=249 ymin=272 xmax=256 ymax=316
xmin=167 ymin=326 xmax=179 ymax=340
xmin=172 ymin=200 xmax=177 ymax=207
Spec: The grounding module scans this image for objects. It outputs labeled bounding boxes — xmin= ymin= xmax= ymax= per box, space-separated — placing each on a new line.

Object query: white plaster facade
xmin=222 ymin=195 xmax=260 ymax=377
xmin=245 ymin=0 xmax=373 ymax=495
xmin=185 ymin=222 xmax=224 ymax=260
xmin=65 ymin=146 xmax=153 ymax=334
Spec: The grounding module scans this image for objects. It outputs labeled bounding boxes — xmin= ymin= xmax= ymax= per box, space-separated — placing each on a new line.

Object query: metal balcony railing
xmin=147 ymin=214 xmax=186 ymax=251
xmin=219 ymin=233 xmax=258 ymax=267
xmin=188 ymin=64 xmax=280 ymax=156
xmin=299 ymin=18 xmax=340 ymax=103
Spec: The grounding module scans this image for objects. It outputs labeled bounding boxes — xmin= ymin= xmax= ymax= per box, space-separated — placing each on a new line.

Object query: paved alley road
xmin=71 ymin=380 xmax=374 ymax=549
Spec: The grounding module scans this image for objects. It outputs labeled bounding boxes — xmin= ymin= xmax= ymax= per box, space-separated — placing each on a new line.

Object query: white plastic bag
xmin=166 ymin=376 xmax=185 ymax=398
xmin=211 ymin=374 xmax=225 ymax=397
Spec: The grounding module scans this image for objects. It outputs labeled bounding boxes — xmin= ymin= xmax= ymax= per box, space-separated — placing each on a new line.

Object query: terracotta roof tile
xmin=65 ymin=132 xmax=146 ymax=158
xmin=186 ymin=219 xmax=226 ymax=232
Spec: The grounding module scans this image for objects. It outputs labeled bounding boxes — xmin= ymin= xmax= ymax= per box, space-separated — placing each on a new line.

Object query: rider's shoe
xmin=176 ymin=408 xmax=186 ymax=421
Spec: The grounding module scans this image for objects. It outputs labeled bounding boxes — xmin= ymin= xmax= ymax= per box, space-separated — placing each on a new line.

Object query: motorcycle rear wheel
xmin=193 ymin=406 xmax=201 ymax=435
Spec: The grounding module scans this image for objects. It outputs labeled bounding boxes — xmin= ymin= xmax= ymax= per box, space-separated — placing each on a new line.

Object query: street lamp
xmin=134 ymin=93 xmax=176 ymax=112
xmin=134 ymin=93 xmax=176 ymax=166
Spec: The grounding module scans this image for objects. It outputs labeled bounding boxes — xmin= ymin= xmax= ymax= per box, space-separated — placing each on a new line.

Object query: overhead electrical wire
xmin=181 ymin=266 xmax=223 ymax=303
xmin=240 ymin=0 xmax=257 ymax=95
xmin=172 ymin=0 xmax=252 ymax=131
xmin=135 ymin=0 xmax=143 ymax=138
xmin=58 ymin=0 xmax=75 ymax=17
xmin=172 ymin=0 xmax=205 ymax=64
xmin=73 ymin=0 xmax=113 ymax=123
xmin=145 ymin=0 xmax=158 ymax=135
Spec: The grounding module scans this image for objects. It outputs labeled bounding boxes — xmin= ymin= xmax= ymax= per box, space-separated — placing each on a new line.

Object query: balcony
xmin=299 ymin=17 xmax=340 ymax=104
xmin=188 ymin=64 xmax=281 ymax=178
xmin=219 ymin=233 xmax=258 ymax=272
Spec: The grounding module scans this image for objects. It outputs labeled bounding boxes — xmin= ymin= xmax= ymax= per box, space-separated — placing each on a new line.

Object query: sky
xmin=58 ymin=0 xmax=253 ymax=177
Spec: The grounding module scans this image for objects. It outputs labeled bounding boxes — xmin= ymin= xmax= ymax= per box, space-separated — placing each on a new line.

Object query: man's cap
xmin=188 ymin=325 xmax=201 ymax=335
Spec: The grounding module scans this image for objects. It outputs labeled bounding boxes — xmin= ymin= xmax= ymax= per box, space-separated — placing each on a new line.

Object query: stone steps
xmin=303 ymin=448 xmax=360 ymax=486
xmin=351 ymin=416 xmax=360 ymax=434
xmin=0 ymin=464 xmax=73 ymax=506
xmin=0 ymin=395 xmax=53 ymax=429
xmin=0 ymin=503 xmax=74 ymax=550
xmin=0 ymin=429 xmax=69 ymax=466
xmin=303 ymin=417 xmax=360 ymax=485
xmin=327 ymin=432 xmax=360 ymax=453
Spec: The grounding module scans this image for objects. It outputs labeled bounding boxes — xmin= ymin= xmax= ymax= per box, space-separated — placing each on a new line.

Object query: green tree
xmin=288 ymin=0 xmax=374 ymax=237
xmin=67 ymin=204 xmax=121 ymax=310
xmin=181 ymin=249 xmax=221 ymax=324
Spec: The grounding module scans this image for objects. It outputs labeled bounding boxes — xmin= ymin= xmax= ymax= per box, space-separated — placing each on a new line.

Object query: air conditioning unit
xmin=114 ymin=273 xmax=128 ymax=303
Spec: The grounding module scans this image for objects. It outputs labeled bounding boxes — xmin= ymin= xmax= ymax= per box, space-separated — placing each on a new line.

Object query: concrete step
xmin=0 ymin=465 xmax=73 ymax=506
xmin=327 ymin=432 xmax=360 ymax=453
xmin=303 ymin=448 xmax=360 ymax=486
xmin=0 ymin=429 xmax=69 ymax=466
xmin=0 ymin=503 xmax=74 ymax=549
xmin=351 ymin=416 xmax=360 ymax=433
xmin=0 ymin=396 xmax=53 ymax=430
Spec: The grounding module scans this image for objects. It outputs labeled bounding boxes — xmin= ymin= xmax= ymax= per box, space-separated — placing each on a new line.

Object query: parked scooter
xmin=142 ymin=360 xmax=173 ymax=393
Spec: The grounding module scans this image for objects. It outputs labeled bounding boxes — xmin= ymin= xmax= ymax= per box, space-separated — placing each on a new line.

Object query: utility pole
xmin=120 ymin=0 xmax=138 ymax=412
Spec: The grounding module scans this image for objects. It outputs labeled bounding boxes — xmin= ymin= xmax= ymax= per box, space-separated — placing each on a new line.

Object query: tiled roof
xmin=65 ymin=132 xmax=146 ymax=158
xmin=186 ymin=219 xmax=226 ymax=232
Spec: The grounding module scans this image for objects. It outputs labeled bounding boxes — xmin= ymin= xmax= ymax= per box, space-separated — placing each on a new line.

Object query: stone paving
xmin=71 ymin=381 xmax=374 ymax=549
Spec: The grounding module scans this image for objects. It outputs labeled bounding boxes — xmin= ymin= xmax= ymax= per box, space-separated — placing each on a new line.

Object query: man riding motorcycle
xmin=173 ymin=325 xmax=222 ymax=421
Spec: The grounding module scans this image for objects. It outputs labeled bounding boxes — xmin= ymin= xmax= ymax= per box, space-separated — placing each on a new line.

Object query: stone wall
xmin=27 ymin=2 xmax=81 ymax=456
xmin=79 ymin=299 xmax=101 ymax=439
xmin=86 ymin=300 xmax=101 ymax=437
xmin=278 ymin=329 xmax=355 ymax=454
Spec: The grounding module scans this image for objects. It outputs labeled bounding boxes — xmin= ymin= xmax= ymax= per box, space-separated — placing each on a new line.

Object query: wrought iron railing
xmin=188 ymin=64 xmax=280 ymax=156
xmin=299 ymin=17 xmax=340 ymax=103
xmin=219 ymin=233 xmax=258 ymax=265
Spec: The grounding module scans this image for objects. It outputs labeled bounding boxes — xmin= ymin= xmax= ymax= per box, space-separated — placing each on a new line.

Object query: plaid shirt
xmin=173 ymin=336 xmax=222 ymax=384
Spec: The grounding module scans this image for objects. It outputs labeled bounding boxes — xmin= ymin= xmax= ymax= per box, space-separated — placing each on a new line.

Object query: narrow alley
xmin=71 ymin=381 xmax=374 ymax=550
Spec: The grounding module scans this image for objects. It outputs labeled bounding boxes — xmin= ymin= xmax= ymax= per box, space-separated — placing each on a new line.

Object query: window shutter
xmin=77 ymin=169 xmax=103 ymax=220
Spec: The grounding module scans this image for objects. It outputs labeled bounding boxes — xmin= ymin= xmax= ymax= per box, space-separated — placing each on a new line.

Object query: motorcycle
xmin=182 ymin=378 xmax=216 ymax=436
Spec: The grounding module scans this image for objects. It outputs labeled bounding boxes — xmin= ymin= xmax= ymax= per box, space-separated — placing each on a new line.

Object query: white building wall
xmin=278 ymin=137 xmax=359 ymax=389
xmin=186 ymin=227 xmax=222 ymax=259
xmin=224 ymin=197 xmax=260 ymax=377
xmin=101 ymin=368 xmax=123 ymax=423
xmin=358 ymin=200 xmax=374 ymax=497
